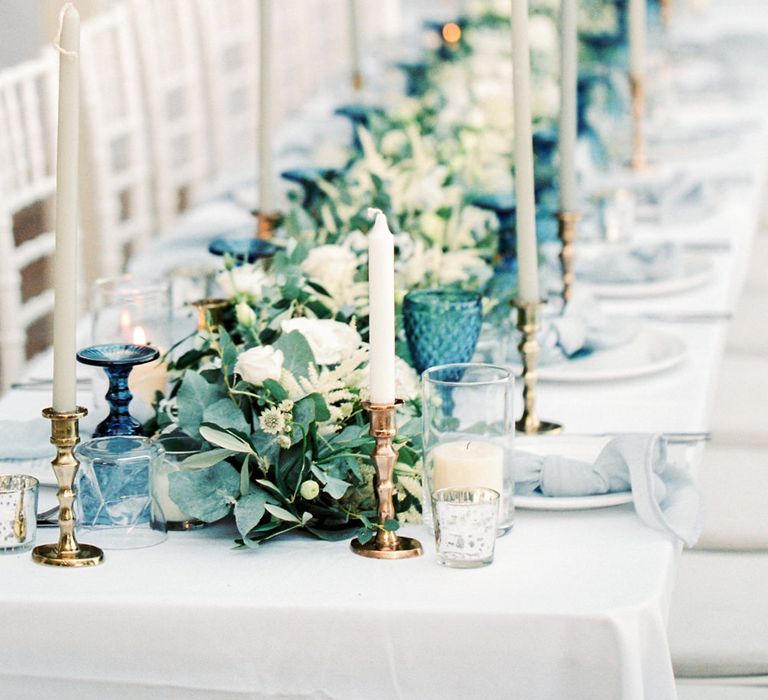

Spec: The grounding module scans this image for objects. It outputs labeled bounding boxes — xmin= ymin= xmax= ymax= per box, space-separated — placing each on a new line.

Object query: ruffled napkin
xmin=514 ymin=434 xmax=703 ymax=547
xmin=528 ymin=295 xmax=637 ymax=365
xmin=575 ymin=242 xmax=684 ymax=285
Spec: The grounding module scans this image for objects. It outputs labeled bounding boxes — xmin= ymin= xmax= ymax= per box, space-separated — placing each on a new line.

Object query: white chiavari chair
xmin=79 ymin=3 xmax=154 ymax=283
xmin=0 ymin=52 xmax=58 ymax=391
xmin=193 ymin=0 xmax=257 ymax=178
xmin=126 ymin=0 xmax=210 ymax=230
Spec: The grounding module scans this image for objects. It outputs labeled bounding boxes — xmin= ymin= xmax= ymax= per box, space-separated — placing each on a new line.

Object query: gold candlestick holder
xmin=513 ymin=302 xmax=563 ymax=435
xmin=351 ymin=400 xmax=423 ymax=559
xmin=32 ymin=407 xmax=104 ymax=567
xmin=630 ymin=74 xmax=647 ymax=171
xmin=660 ymin=0 xmax=671 ymax=27
xmin=192 ymin=297 xmax=229 ymax=331
xmin=352 ymin=70 xmax=363 ymax=92
xmin=556 ymin=211 xmax=581 ymax=305
xmin=255 ymin=210 xmax=280 ymax=241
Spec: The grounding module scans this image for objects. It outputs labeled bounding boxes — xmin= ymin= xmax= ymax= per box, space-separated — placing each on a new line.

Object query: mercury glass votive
xmin=403 ymin=289 xmax=482 ymax=375
xmin=0 ymin=475 xmax=38 ymax=553
xmin=433 ymin=487 xmax=500 ymax=568
xmin=422 ymin=364 xmax=515 ymax=536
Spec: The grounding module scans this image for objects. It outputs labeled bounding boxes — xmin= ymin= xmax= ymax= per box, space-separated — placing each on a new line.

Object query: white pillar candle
xmin=510 ymin=0 xmax=540 ymax=304
xmin=629 ymin=0 xmax=647 ymax=77
xmin=367 ymin=208 xmax=396 ymax=405
xmin=348 ymin=0 xmax=362 ymax=89
xmin=52 ymin=4 xmax=80 ymax=413
xmin=558 ymin=0 xmax=578 ymax=212
xmin=432 ymin=440 xmax=504 ymax=498
xmin=258 ymin=0 xmax=274 ymax=215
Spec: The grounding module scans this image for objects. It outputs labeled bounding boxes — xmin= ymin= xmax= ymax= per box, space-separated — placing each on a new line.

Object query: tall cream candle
xmin=367 ymin=208 xmax=396 ymax=405
xmin=629 ymin=0 xmax=647 ymax=77
xmin=558 ymin=0 xmax=578 ymax=212
xmin=348 ymin=0 xmax=362 ymax=90
xmin=258 ymin=0 xmax=274 ymax=215
xmin=52 ymin=4 xmax=80 ymax=413
xmin=510 ymin=0 xmax=539 ymax=303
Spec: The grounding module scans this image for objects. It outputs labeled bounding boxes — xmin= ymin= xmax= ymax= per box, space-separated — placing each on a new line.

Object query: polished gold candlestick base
xmin=513 ymin=302 xmax=563 ymax=435
xmin=351 ymin=400 xmax=423 ymax=559
xmin=192 ymin=297 xmax=229 ymax=331
xmin=255 ymin=210 xmax=280 ymax=240
xmin=32 ymin=407 xmax=104 ymax=567
xmin=630 ymin=75 xmax=647 ymax=171
xmin=556 ymin=211 xmax=581 ymax=305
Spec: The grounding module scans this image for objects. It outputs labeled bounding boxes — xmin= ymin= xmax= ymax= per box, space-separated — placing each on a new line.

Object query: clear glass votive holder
xmin=152 ymin=435 xmax=207 ymax=531
xmin=433 ymin=487 xmax=500 ymax=569
xmin=0 ymin=475 xmax=38 ymax=553
xmin=75 ymin=436 xmax=167 ymax=549
xmin=422 ymin=363 xmax=515 ymax=535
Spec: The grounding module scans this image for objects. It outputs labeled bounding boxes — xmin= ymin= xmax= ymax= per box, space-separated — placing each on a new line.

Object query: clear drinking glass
xmin=91 ymin=274 xmax=172 ymax=347
xmin=152 ymin=435 xmax=207 ymax=531
xmin=433 ymin=487 xmax=500 ymax=568
xmin=0 ymin=475 xmax=38 ymax=553
xmin=422 ymin=363 xmax=515 ymax=535
xmin=75 ymin=436 xmax=167 ymax=549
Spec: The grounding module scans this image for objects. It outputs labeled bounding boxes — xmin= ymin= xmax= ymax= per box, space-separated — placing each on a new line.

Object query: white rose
xmin=528 ymin=14 xmax=557 ymax=54
xmin=234 ymin=345 xmax=284 ymax=385
xmin=302 ymin=245 xmax=357 ymax=287
xmin=281 ymin=318 xmax=362 ymax=365
xmin=217 ymin=265 xmax=269 ymax=299
xmin=235 ymin=301 xmax=257 ymax=327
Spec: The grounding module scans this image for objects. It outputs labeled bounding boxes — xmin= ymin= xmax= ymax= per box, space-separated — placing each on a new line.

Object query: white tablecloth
xmin=2 ymin=4 xmax=768 ymax=699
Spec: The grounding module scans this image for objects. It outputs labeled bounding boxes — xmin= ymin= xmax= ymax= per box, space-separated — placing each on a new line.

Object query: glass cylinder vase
xmin=422 ymin=363 xmax=515 ymax=535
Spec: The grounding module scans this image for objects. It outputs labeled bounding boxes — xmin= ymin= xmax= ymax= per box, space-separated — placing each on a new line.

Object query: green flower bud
xmin=300 ymin=480 xmax=320 ymax=500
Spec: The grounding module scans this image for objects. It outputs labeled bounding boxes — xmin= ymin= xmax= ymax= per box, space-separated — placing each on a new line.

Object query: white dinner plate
xmin=511 ymin=328 xmax=687 ymax=383
xmin=513 ymin=436 xmax=633 ymax=510
xmin=583 ymin=253 xmax=715 ymax=299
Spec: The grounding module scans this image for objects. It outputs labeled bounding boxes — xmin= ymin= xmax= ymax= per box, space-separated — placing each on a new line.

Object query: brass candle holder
xmin=192 ymin=297 xmax=229 ymax=331
xmin=555 ymin=211 xmax=581 ymax=305
xmin=351 ymin=400 xmax=423 ymax=559
xmin=352 ymin=70 xmax=363 ymax=92
xmin=660 ymin=0 xmax=671 ymax=27
xmin=31 ymin=406 xmax=104 ymax=567
xmin=255 ymin=210 xmax=280 ymax=241
xmin=630 ymin=74 xmax=647 ymax=171
xmin=513 ymin=301 xmax=563 ymax=435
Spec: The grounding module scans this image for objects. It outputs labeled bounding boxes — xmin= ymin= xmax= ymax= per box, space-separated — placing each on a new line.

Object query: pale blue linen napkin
xmin=0 ymin=419 xmax=54 ymax=460
xmin=514 ymin=434 xmax=703 ymax=547
xmin=575 ymin=242 xmax=684 ymax=285
xmin=532 ymin=296 xmax=638 ymax=365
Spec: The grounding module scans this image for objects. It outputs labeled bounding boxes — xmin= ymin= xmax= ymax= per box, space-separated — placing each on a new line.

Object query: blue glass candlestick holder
xmin=281 ymin=167 xmax=341 ymax=210
xmin=207 ymin=237 xmax=278 ymax=265
xmin=77 ymin=344 xmax=160 ymax=438
xmin=334 ymin=104 xmax=384 ymax=153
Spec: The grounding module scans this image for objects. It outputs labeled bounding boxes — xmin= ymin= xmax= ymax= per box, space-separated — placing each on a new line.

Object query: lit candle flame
xmin=442 ymin=22 xmax=461 ymax=44
xmin=132 ymin=325 xmax=148 ymax=345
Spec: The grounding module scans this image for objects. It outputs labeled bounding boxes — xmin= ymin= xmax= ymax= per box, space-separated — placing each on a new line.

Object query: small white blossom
xmin=277 ymin=435 xmax=291 ymax=449
xmin=259 ymin=407 xmax=286 ymax=435
xmin=300 ymin=480 xmax=320 ymax=500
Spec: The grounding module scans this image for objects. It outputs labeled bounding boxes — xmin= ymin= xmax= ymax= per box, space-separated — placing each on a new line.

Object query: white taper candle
xmin=510 ymin=0 xmax=539 ymax=303
xmin=629 ymin=0 xmax=647 ymax=77
xmin=558 ymin=0 xmax=578 ymax=212
xmin=258 ymin=0 xmax=274 ymax=214
xmin=348 ymin=0 xmax=362 ymax=89
xmin=367 ymin=208 xmax=396 ymax=405
xmin=52 ymin=4 xmax=80 ymax=413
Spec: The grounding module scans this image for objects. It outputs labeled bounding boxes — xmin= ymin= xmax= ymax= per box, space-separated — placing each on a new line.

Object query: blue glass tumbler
xmin=403 ymin=289 xmax=483 ymax=375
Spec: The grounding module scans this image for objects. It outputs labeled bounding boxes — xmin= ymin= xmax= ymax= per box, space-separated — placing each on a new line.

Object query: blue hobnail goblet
xmin=403 ymin=289 xmax=483 ymax=376
xmin=76 ymin=343 xmax=160 ymax=437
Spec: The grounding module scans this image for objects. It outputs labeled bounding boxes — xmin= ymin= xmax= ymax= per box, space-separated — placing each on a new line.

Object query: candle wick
xmin=464 ymin=441 xmax=471 ymax=451
xmin=55 ymin=4 xmax=79 ymax=58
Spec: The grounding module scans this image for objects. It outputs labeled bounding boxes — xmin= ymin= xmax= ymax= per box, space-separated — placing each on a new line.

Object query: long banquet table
xmin=3 ymin=5 xmax=768 ymax=699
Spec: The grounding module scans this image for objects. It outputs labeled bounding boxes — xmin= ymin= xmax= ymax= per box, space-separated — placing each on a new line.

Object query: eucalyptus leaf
xmin=203 ymin=399 xmax=250 ymax=435
xmin=177 ymin=371 xmax=225 ymax=439
xmin=264 ymin=504 xmax=300 ymax=523
xmin=200 ymin=424 xmax=254 ymax=454
xmin=168 ymin=462 xmax=240 ymax=522
xmin=262 ymin=378 xmax=288 ymax=401
xmin=180 ymin=448 xmax=234 ymax=469
xmin=217 ymin=327 xmax=239 ymax=376
xmin=234 ymin=490 xmax=268 ymax=538
xmin=384 ymin=518 xmax=400 ymax=532
xmin=273 ymin=331 xmax=315 ymax=379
